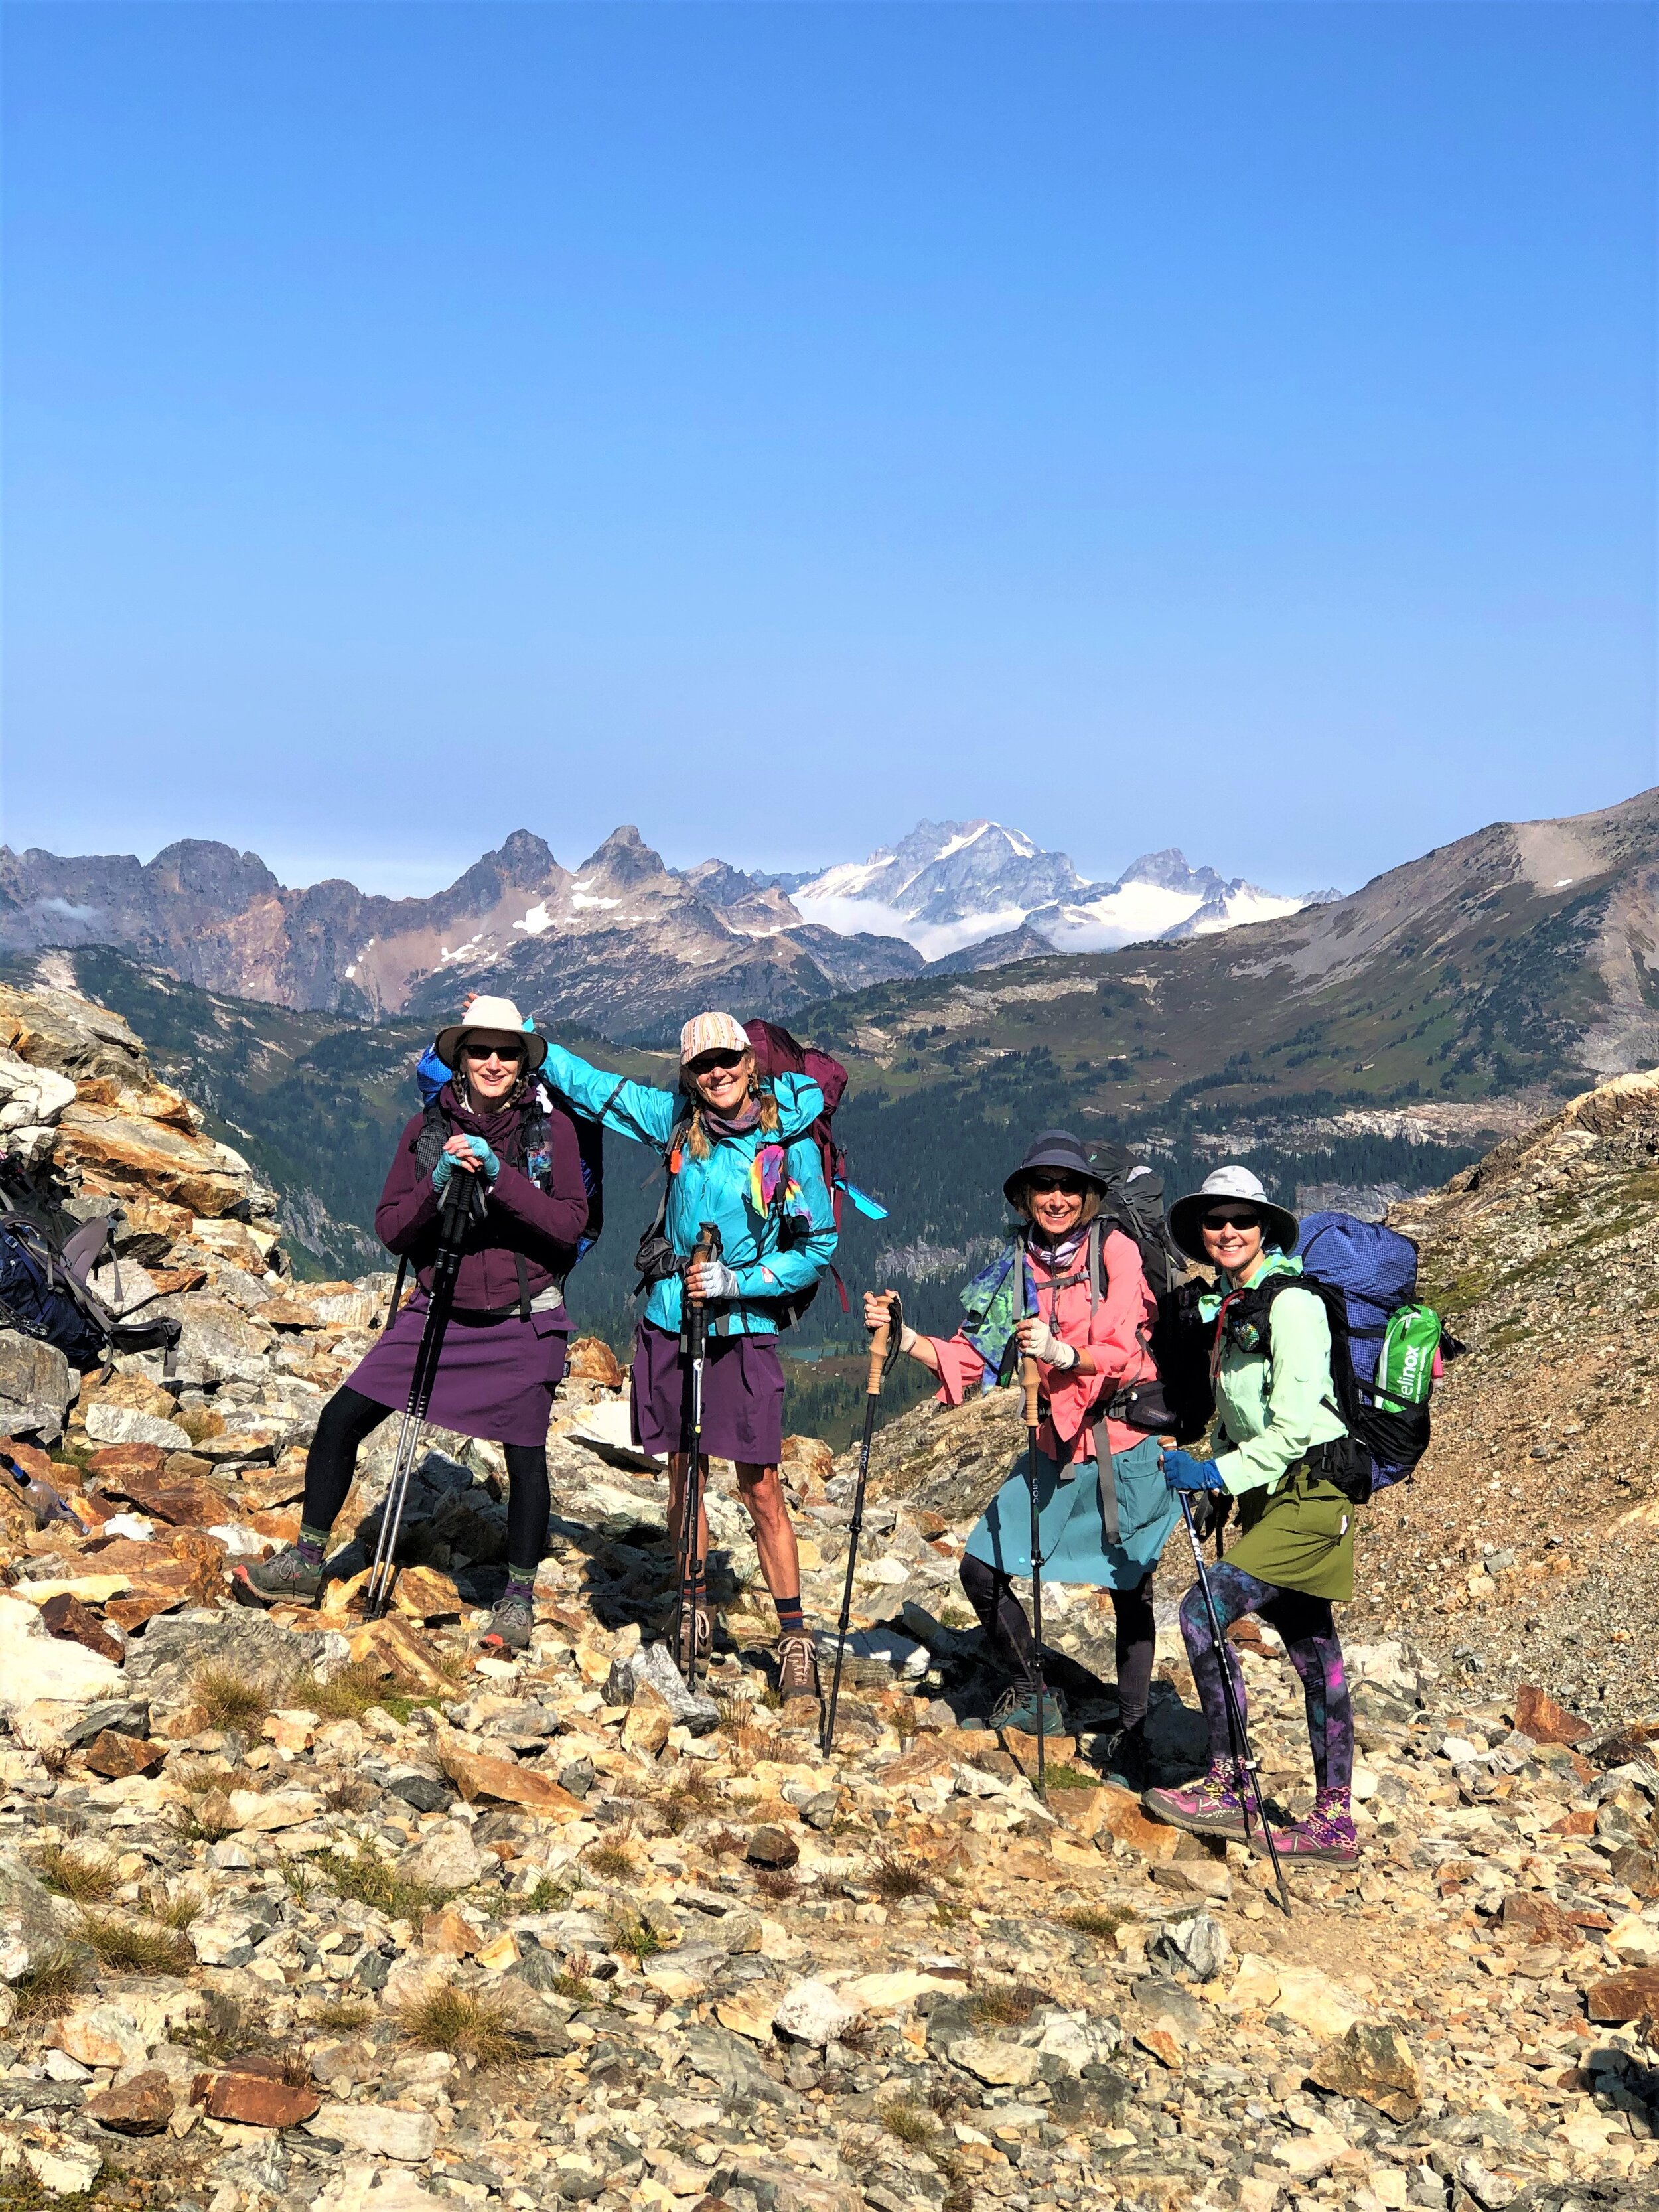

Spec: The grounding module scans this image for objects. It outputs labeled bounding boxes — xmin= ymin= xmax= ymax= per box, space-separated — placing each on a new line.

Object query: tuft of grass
xmin=656 ymin=1768 xmax=713 ymax=1836
xmin=1040 ymin=1761 xmax=1099 ymax=1791
xmin=181 ymin=1997 xmax=252 ymax=2065
xmin=521 ymin=1874 xmax=571 ymax=1912
xmin=191 ymin=1662 xmax=290 ymax=1734
xmin=75 ymin=1911 xmax=194 ymax=1977
xmin=755 ymin=1866 xmax=798 ymax=1902
xmin=551 ymin=1969 xmax=593 ymax=2004
xmin=282 ymin=1860 xmax=320 ymax=1905
xmin=880 ymin=2099 xmax=939 ymax=2148
xmin=10 ymin=1949 xmax=87 ymax=2020
xmin=605 ymin=1912 xmax=662 ymax=1964
xmin=307 ymin=1659 xmax=453 ymax=1724
xmin=311 ymin=1996 xmax=374 ymax=2034
xmin=585 ymin=1836 xmax=636 ymax=1882
xmin=35 ymin=1844 xmax=117 ymax=1905
xmin=144 ymin=1881 xmax=208 ymax=1930
xmin=323 ymin=1775 xmax=381 ymax=1815
xmin=869 ymin=1848 xmax=930 ymax=1901
xmin=399 ymin=1986 xmax=516 ymax=2068
xmin=966 ymin=1980 xmax=1045 ymax=2029
xmin=1062 ymin=1903 xmax=1137 ymax=1942
xmin=313 ymin=1848 xmax=448 ymax=1923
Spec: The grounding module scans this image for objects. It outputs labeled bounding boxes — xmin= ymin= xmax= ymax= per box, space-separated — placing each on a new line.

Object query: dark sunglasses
xmin=688 ymin=1049 xmax=747 ymax=1074
xmin=464 ymin=1044 xmax=524 ymax=1065
xmin=1202 ymin=1207 xmax=1261 ymax=1232
xmin=1027 ymin=1174 xmax=1088 ymax=1197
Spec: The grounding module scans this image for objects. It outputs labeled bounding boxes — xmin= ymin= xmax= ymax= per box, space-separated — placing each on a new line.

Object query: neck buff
xmin=699 ymin=1098 xmax=763 ymax=1141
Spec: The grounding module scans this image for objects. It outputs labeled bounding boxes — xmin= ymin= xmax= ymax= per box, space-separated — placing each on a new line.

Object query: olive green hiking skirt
xmin=1224 ymin=1465 xmax=1358 ymax=1603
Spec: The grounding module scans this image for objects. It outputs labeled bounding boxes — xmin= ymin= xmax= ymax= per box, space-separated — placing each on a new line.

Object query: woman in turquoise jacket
xmin=541 ymin=1010 xmax=837 ymax=1702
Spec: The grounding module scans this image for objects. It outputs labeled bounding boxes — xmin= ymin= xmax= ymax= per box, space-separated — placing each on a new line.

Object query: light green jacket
xmin=1206 ymin=1252 xmax=1348 ymax=1498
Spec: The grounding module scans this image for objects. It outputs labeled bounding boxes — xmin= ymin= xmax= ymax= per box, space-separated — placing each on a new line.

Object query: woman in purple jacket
xmin=236 ymin=996 xmax=588 ymax=1651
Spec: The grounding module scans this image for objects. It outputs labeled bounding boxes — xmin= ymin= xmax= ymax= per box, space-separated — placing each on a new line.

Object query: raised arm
xmin=540 ymin=1041 xmax=680 ymax=1152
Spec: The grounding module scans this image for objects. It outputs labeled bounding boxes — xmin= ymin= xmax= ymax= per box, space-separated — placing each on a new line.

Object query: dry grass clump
xmin=754 ymin=1866 xmax=798 ymax=1903
xmin=1062 ymin=1902 xmax=1137 ymax=1941
xmin=605 ymin=1911 xmax=662 ymax=1964
xmin=315 ymin=1848 xmax=447 ymax=1923
xmin=190 ymin=1662 xmax=291 ymax=1734
xmin=74 ymin=1911 xmax=194 ymax=1977
xmin=584 ymin=1835 xmax=636 ymax=1882
xmin=879 ymin=2099 xmax=939 ymax=2148
xmin=966 ymin=1979 xmax=1045 ymax=2028
xmin=10 ymin=1949 xmax=87 ymax=2021
xmin=656 ymin=1767 xmax=713 ymax=1835
xmin=35 ymin=1844 xmax=117 ymax=1905
xmin=399 ymin=1986 xmax=516 ymax=2067
xmin=311 ymin=1995 xmax=374 ymax=2034
xmin=869 ymin=1847 xmax=930 ymax=1901
xmin=143 ymin=1881 xmax=208 ymax=1930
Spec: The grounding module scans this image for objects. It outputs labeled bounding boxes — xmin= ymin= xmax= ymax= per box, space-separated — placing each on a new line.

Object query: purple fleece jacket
xmin=375 ymin=1084 xmax=588 ymax=1312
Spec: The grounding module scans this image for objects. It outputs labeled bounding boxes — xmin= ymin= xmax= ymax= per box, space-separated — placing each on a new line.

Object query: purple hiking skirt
xmin=347 ymin=1295 xmax=569 ymax=1447
xmin=631 ymin=1321 xmax=785 ymax=1465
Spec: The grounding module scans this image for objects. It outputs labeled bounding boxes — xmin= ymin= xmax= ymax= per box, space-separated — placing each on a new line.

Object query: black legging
xmin=301 ymin=1385 xmax=551 ymax=1573
xmin=960 ymin=1552 xmax=1157 ymax=1730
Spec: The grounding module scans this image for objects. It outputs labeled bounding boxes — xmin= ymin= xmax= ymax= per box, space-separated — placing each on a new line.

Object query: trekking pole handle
xmin=865 ymin=1294 xmax=896 ymax=1396
xmin=1022 ymin=1352 xmax=1041 ymax=1430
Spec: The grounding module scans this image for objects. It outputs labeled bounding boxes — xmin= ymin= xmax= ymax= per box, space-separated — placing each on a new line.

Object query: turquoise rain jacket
xmin=540 ymin=1043 xmax=837 ymax=1339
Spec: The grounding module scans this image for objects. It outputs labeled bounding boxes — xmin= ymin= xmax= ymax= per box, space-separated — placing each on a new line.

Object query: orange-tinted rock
xmin=437 ymin=1737 xmax=586 ymax=1818
xmin=86 ymin=1443 xmax=167 ymax=1481
xmin=1061 ymin=1783 xmax=1181 ymax=1862
xmin=204 ymin=2067 xmax=320 ymax=2128
xmin=0 ymin=1438 xmax=55 ymax=1483
xmin=86 ymin=2070 xmax=173 ymax=2135
xmin=54 ymin=1103 xmax=248 ymax=1218
xmin=101 ymin=1477 xmax=226 ymax=1527
xmin=1136 ymin=2027 xmax=1182 ymax=2069
xmin=1549 ymin=1808 xmax=1598 ymax=1837
xmin=420 ymin=1909 xmax=480 ymax=1957
xmin=1515 ymin=1684 xmax=1593 ymax=1747
xmin=38 ymin=1592 xmax=124 ymax=1664
xmin=1585 ymin=1968 xmax=1659 ymax=2024
xmin=83 ymin=1732 xmax=166 ymax=1780
xmin=1501 ymin=1892 xmax=1579 ymax=1949
xmin=567 ymin=1336 xmax=624 ymax=1387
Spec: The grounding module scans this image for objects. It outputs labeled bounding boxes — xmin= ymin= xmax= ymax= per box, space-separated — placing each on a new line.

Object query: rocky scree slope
xmin=0 ymin=981 xmax=1645 ymax=2207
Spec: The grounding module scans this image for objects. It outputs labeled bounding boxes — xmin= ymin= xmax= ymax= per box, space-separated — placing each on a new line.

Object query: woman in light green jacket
xmin=1143 ymin=1167 xmax=1362 ymax=1866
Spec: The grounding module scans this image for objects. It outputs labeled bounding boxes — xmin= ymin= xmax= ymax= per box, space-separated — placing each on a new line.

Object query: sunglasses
xmin=688 ymin=1050 xmax=747 ymax=1075
xmin=1027 ymin=1174 xmax=1088 ymax=1197
xmin=1202 ymin=1208 xmax=1262 ymax=1232
xmin=465 ymin=1045 xmax=524 ymax=1066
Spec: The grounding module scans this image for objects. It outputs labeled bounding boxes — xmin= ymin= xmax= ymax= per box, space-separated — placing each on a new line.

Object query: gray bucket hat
xmin=1167 ymin=1165 xmax=1299 ymax=1263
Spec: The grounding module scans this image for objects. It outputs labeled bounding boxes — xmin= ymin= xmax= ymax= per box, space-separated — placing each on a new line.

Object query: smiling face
xmin=462 ymin=1036 xmax=525 ymax=1104
xmin=1021 ymin=1173 xmax=1090 ymax=1238
xmin=686 ymin=1047 xmax=754 ymax=1115
xmin=1201 ymin=1206 xmax=1265 ymax=1280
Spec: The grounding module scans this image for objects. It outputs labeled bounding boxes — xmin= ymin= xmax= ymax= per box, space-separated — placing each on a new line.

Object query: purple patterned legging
xmin=1179 ymin=1564 xmax=1353 ymax=1798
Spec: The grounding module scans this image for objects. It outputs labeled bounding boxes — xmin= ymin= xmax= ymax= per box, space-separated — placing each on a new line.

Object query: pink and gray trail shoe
xmin=1141 ymin=1763 xmax=1248 ymax=1842
xmin=1256 ymin=1791 xmax=1358 ymax=1865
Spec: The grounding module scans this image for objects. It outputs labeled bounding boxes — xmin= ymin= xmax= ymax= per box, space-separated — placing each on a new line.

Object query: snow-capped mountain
xmin=790 ymin=820 xmax=1320 ymax=960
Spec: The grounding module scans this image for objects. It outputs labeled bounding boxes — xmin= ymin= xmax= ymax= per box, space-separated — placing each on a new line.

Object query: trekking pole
xmin=1021 ymin=1351 xmax=1049 ymax=1805
xmin=1177 ymin=1489 xmax=1292 ymax=1917
xmin=672 ymin=1223 xmax=719 ymax=1690
xmin=365 ymin=1168 xmax=477 ymax=1619
xmin=821 ymin=1291 xmax=901 ymax=1757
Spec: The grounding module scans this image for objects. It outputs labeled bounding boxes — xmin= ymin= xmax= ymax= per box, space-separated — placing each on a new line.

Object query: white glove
xmin=899 ymin=1325 xmax=920 ymax=1357
xmin=691 ymin=1259 xmax=741 ymax=1300
xmin=1027 ymin=1320 xmax=1079 ymax=1372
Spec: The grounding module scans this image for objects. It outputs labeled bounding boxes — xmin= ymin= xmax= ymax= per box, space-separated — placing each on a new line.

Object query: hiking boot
xmin=776 ymin=1631 xmax=820 ymax=1703
xmin=480 ymin=1587 xmax=534 ymax=1655
xmin=1142 ymin=1763 xmax=1248 ymax=1840
xmin=234 ymin=1543 xmax=323 ymax=1609
xmin=991 ymin=1682 xmax=1068 ymax=1739
xmin=1258 ymin=1795 xmax=1358 ymax=1866
xmin=1100 ymin=1719 xmax=1150 ymax=1793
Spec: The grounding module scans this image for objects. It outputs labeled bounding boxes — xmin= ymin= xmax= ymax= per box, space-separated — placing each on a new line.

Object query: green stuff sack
xmin=1376 ymin=1303 xmax=1441 ymax=1409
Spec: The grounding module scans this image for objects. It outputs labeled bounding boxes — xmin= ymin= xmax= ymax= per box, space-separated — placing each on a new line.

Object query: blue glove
xmin=431 ymin=1135 xmax=499 ymax=1192
xmin=1161 ymin=1448 xmax=1224 ymax=1493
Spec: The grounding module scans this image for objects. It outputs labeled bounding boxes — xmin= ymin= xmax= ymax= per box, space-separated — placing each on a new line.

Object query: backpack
xmin=632 ymin=1019 xmax=865 ymax=1331
xmin=1216 ymin=1213 xmax=1441 ymax=1499
xmin=0 ymin=1183 xmax=182 ymax=1379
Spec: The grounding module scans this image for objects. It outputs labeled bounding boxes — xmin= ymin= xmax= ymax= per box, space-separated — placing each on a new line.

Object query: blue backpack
xmin=1296 ymin=1212 xmax=1428 ymax=1491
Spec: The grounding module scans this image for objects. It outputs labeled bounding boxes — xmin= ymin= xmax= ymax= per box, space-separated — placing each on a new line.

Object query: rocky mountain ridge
xmin=0 ymin=817 xmax=1320 ymax=1040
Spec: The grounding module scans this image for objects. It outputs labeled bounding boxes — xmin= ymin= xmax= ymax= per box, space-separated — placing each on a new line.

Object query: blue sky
xmin=3 ymin=3 xmax=1653 ymax=897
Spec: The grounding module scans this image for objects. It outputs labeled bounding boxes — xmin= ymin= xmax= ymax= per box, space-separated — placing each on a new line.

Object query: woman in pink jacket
xmin=868 ymin=1130 xmax=1177 ymax=1785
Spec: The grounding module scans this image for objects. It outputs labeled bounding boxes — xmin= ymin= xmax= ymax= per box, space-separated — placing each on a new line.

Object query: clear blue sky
xmin=3 ymin=3 xmax=1653 ymax=897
